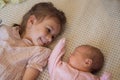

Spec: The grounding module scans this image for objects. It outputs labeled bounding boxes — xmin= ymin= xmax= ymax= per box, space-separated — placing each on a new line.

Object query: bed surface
xmin=0 ymin=0 xmax=120 ymax=80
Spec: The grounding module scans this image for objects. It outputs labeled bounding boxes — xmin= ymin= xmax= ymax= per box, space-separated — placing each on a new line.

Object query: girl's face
xmin=23 ymin=16 xmax=61 ymax=46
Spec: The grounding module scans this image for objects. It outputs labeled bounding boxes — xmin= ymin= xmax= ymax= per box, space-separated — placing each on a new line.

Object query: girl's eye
xmin=47 ymin=28 xmax=51 ymax=33
xmin=52 ymin=36 xmax=55 ymax=40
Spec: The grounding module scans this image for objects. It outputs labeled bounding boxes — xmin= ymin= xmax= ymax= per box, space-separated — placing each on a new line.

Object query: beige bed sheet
xmin=0 ymin=0 xmax=120 ymax=80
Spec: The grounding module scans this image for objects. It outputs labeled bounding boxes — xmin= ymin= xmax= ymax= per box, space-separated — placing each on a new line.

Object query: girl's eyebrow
xmin=47 ymin=25 xmax=58 ymax=36
xmin=47 ymin=25 xmax=56 ymax=34
xmin=47 ymin=25 xmax=54 ymax=32
xmin=47 ymin=25 xmax=53 ymax=29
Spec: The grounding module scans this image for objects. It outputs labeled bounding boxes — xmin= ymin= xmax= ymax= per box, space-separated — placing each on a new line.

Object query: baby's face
xmin=25 ymin=16 xmax=61 ymax=46
xmin=68 ymin=47 xmax=91 ymax=71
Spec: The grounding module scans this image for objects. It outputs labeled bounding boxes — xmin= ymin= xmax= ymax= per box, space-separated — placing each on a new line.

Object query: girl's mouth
xmin=38 ymin=37 xmax=44 ymax=46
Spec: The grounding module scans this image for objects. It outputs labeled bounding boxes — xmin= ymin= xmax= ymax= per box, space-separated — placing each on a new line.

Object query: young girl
xmin=0 ymin=2 xmax=66 ymax=80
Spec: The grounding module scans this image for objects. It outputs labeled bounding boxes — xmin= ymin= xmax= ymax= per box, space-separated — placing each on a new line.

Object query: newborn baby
xmin=48 ymin=38 xmax=111 ymax=80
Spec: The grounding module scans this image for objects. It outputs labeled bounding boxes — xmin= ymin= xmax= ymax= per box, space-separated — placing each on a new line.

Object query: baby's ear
xmin=85 ymin=58 xmax=92 ymax=67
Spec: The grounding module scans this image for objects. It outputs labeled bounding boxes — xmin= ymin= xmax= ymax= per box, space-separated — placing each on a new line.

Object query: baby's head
xmin=19 ymin=2 xmax=66 ymax=46
xmin=68 ymin=45 xmax=104 ymax=74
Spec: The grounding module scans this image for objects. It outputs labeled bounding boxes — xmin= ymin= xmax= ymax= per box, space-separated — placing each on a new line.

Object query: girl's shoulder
xmin=0 ymin=24 xmax=11 ymax=28
xmin=0 ymin=24 xmax=15 ymax=33
xmin=0 ymin=24 xmax=11 ymax=40
xmin=0 ymin=24 xmax=21 ymax=40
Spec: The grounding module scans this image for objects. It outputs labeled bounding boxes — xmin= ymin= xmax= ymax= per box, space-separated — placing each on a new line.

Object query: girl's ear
xmin=84 ymin=58 xmax=92 ymax=67
xmin=27 ymin=15 xmax=37 ymax=27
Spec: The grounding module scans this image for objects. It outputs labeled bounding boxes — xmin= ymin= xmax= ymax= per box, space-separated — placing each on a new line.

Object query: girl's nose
xmin=46 ymin=35 xmax=52 ymax=44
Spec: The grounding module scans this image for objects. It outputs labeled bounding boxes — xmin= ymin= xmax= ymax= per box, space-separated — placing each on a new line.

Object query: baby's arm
xmin=100 ymin=72 xmax=111 ymax=80
xmin=48 ymin=38 xmax=66 ymax=75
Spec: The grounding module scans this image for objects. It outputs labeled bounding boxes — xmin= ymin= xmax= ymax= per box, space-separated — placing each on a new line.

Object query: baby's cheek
xmin=69 ymin=57 xmax=76 ymax=66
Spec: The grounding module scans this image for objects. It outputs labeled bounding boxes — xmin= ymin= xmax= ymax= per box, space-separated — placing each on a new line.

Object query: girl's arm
xmin=22 ymin=67 xmax=39 ymax=80
xmin=48 ymin=38 xmax=66 ymax=75
xmin=23 ymin=46 xmax=51 ymax=80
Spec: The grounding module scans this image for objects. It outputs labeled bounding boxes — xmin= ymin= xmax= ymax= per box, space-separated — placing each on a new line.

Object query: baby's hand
xmin=100 ymin=72 xmax=111 ymax=80
xmin=53 ymin=38 xmax=66 ymax=52
xmin=51 ymin=38 xmax=66 ymax=56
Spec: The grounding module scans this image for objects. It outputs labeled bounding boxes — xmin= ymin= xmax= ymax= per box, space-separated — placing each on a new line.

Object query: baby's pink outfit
xmin=0 ymin=25 xmax=51 ymax=80
xmin=48 ymin=38 xmax=111 ymax=80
